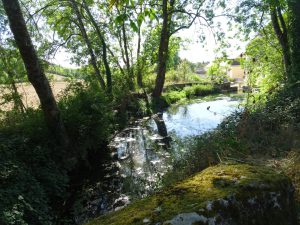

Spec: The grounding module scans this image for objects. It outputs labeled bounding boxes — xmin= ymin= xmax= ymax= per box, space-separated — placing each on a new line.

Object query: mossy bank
xmin=85 ymin=164 xmax=297 ymax=225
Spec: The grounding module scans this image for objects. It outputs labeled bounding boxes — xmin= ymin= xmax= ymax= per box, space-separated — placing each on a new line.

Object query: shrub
xmin=182 ymin=86 xmax=196 ymax=98
xmin=183 ymin=84 xmax=215 ymax=98
xmin=0 ymin=131 xmax=68 ymax=225
xmin=165 ymin=69 xmax=181 ymax=84
xmin=162 ymin=84 xmax=218 ymax=105
xmin=162 ymin=90 xmax=186 ymax=104
xmin=58 ymin=83 xmax=114 ymax=151
xmin=0 ymin=83 xmax=116 ymax=225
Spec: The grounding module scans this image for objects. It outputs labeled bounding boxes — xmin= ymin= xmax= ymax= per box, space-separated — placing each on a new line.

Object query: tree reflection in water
xmin=78 ymin=94 xmax=244 ymax=221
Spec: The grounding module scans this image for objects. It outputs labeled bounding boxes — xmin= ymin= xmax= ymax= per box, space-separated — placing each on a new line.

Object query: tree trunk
xmin=107 ymin=45 xmax=126 ymax=76
xmin=136 ymin=26 xmax=143 ymax=87
xmin=82 ymin=0 xmax=112 ymax=93
xmin=69 ymin=0 xmax=106 ymax=89
xmin=287 ymin=0 xmax=300 ymax=83
xmin=152 ymin=0 xmax=173 ymax=98
xmin=2 ymin=0 xmax=69 ymax=147
xmin=116 ymin=29 xmax=127 ymax=68
xmin=121 ymin=21 xmax=134 ymax=90
xmin=270 ymin=6 xmax=291 ymax=79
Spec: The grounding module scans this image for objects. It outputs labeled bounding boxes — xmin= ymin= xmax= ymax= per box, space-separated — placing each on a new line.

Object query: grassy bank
xmin=161 ymin=84 xmax=220 ymax=105
xmin=161 ymin=86 xmax=300 ymax=220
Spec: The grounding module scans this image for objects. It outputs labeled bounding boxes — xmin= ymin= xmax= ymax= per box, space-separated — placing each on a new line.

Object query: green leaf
xmin=130 ymin=20 xmax=138 ymax=32
xmin=130 ymin=0 xmax=135 ymax=7
xmin=149 ymin=8 xmax=158 ymax=21
xmin=137 ymin=13 xmax=144 ymax=27
xmin=115 ymin=14 xmax=126 ymax=24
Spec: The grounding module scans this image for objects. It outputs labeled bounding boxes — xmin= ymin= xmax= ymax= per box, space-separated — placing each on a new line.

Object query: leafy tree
xmin=234 ymin=0 xmax=300 ymax=84
xmin=41 ymin=0 xmax=109 ymax=89
xmin=109 ymin=0 xmax=219 ymax=96
xmin=269 ymin=1 xmax=291 ymax=78
xmin=82 ymin=0 xmax=113 ymax=93
xmin=151 ymin=0 xmax=173 ymax=97
xmin=287 ymin=0 xmax=300 ymax=83
xmin=243 ymin=20 xmax=284 ymax=93
xmin=177 ymin=59 xmax=192 ymax=82
xmin=152 ymin=0 xmax=219 ymax=97
xmin=69 ymin=0 xmax=106 ymax=89
xmin=0 ymin=46 xmax=27 ymax=113
xmin=2 ymin=0 xmax=69 ymax=147
xmin=207 ymin=58 xmax=230 ymax=84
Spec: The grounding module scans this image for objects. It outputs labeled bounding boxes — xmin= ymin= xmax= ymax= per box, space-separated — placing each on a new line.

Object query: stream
xmin=77 ymin=94 xmax=244 ymax=224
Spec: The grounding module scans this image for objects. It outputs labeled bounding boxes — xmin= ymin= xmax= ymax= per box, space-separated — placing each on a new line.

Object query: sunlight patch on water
xmin=84 ymin=94 xmax=244 ymax=220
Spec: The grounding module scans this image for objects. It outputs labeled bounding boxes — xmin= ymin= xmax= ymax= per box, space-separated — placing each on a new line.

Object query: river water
xmin=77 ymin=94 xmax=244 ymax=223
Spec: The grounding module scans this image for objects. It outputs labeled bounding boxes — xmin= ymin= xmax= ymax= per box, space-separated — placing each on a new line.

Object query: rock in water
xmin=85 ymin=164 xmax=297 ymax=225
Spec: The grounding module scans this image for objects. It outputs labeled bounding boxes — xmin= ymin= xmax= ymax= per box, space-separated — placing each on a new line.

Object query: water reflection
xmin=112 ymin=95 xmax=242 ymax=199
xmin=110 ymin=123 xmax=172 ymax=196
xmin=153 ymin=113 xmax=168 ymax=137
xmin=153 ymin=113 xmax=171 ymax=148
xmin=78 ymin=94 xmax=243 ymax=223
xmin=161 ymin=96 xmax=242 ymax=137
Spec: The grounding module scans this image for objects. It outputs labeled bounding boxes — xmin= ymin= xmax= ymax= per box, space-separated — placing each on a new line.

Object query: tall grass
xmin=162 ymin=84 xmax=218 ymax=105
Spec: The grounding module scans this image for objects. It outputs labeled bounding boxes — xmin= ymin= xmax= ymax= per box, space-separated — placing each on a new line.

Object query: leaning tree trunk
xmin=107 ymin=45 xmax=126 ymax=76
xmin=152 ymin=0 xmax=173 ymax=98
xmin=82 ymin=0 xmax=112 ymax=93
xmin=2 ymin=0 xmax=69 ymax=147
xmin=69 ymin=0 xmax=106 ymax=89
xmin=287 ymin=0 xmax=300 ymax=83
xmin=270 ymin=6 xmax=291 ymax=78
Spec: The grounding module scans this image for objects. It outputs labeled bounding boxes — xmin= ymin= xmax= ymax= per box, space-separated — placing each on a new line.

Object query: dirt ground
xmin=0 ymin=81 xmax=69 ymax=110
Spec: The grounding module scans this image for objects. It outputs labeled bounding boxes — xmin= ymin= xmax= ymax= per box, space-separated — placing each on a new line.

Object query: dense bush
xmin=0 ymin=83 xmax=117 ymax=225
xmin=162 ymin=84 xmax=218 ymax=105
xmin=0 ymin=117 xmax=68 ymax=225
xmin=0 ymin=80 xmax=159 ymax=224
xmin=59 ymin=83 xmax=114 ymax=152
xmin=183 ymin=84 xmax=215 ymax=98
xmin=162 ymin=90 xmax=187 ymax=104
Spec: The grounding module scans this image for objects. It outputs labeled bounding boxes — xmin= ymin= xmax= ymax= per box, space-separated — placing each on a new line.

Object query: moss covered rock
xmin=86 ymin=164 xmax=297 ymax=225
